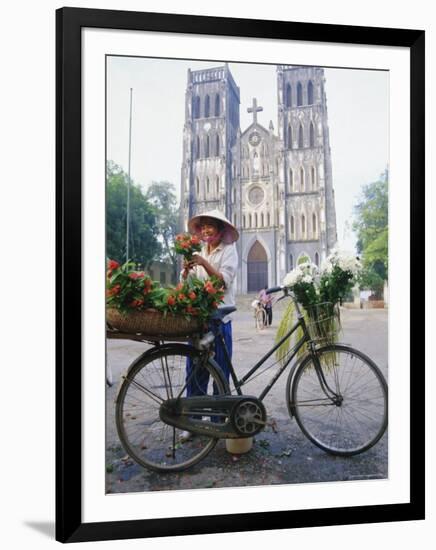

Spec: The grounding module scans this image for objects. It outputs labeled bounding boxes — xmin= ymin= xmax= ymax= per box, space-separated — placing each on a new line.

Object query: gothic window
xmin=216 ymin=134 xmax=220 ymax=156
xmin=301 ymin=214 xmax=306 ymax=237
xmin=308 ymin=80 xmax=314 ymax=105
xmin=215 ymin=93 xmax=220 ymax=116
xmin=312 ymin=213 xmax=317 ymax=237
xmin=300 ymin=167 xmax=305 ymax=191
xmin=196 ymin=136 xmax=200 ymax=159
xmin=310 ymin=122 xmax=315 ymax=147
xmin=233 ymin=213 xmax=237 ymax=226
xmin=286 ymin=83 xmax=292 ymax=107
xmin=193 ymin=95 xmax=200 ymax=119
xmin=243 ymin=215 xmax=246 ymax=228
xmin=206 ymin=177 xmax=210 ymax=194
xmin=315 ymin=252 xmax=320 ymax=267
xmin=254 ymin=213 xmax=258 ymax=227
xmin=204 ymin=95 xmax=210 ymax=118
xmin=290 ymin=254 xmax=294 ymax=270
xmin=249 ymin=214 xmax=252 ymax=228
xmin=205 ymin=135 xmax=210 ymax=158
xmin=288 ymin=124 xmax=293 ymax=149
xmin=297 ymin=82 xmax=303 ymax=106
xmin=261 ymin=212 xmax=264 ymax=227
xmin=290 ymin=215 xmax=295 ymax=236
xmin=216 ymin=176 xmax=220 ymax=195
xmin=311 ymin=166 xmax=316 ymax=190
xmin=196 ymin=177 xmax=200 ymax=195
xmin=298 ymin=124 xmax=304 ymax=148
xmin=267 ymin=212 xmax=271 ymax=226
xmin=289 ymin=168 xmax=294 ymax=192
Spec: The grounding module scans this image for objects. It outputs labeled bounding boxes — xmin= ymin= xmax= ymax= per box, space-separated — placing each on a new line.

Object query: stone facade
xmin=180 ymin=64 xmax=337 ymax=294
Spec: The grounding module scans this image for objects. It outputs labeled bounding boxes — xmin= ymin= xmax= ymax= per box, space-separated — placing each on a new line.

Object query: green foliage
xmin=353 ymin=170 xmax=388 ymax=286
xmin=357 ymin=266 xmax=385 ymax=297
xmin=319 ymin=265 xmax=355 ymax=306
xmin=145 ymin=181 xmax=180 ymax=281
xmin=106 ymin=161 xmax=161 ymax=266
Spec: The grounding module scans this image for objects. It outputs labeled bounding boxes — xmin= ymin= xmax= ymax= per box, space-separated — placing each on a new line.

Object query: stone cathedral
xmin=180 ymin=64 xmax=337 ymax=294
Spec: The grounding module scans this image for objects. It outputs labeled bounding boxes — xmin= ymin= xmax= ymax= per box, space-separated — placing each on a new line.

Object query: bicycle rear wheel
xmin=116 ymin=345 xmax=228 ymax=472
xmin=289 ymin=344 xmax=388 ymax=456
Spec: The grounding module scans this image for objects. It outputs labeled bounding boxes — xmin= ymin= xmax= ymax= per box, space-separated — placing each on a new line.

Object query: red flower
xmin=175 ymin=282 xmax=184 ymax=291
xmin=175 ymin=234 xmax=184 ymax=242
xmin=204 ymin=281 xmax=217 ymax=295
xmin=107 ymin=259 xmax=119 ymax=271
xmin=191 ymin=235 xmax=201 ymax=245
xmin=107 ymin=284 xmax=121 ymax=297
xmin=180 ymin=242 xmax=189 ymax=249
xmin=129 ymin=299 xmax=144 ymax=308
xmin=211 ymin=301 xmax=219 ymax=308
xmin=167 ymin=295 xmax=176 ymax=306
xmin=188 ymin=291 xmax=196 ymax=300
xmin=128 ymin=271 xmax=144 ymax=280
xmin=178 ymin=293 xmax=186 ymax=301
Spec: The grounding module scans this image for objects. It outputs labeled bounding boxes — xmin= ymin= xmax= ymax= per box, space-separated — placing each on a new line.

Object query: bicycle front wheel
xmin=289 ymin=344 xmax=388 ymax=456
xmin=116 ymin=346 xmax=228 ymax=472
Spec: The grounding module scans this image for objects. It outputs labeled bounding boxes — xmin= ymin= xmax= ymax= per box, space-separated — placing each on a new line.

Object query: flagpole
xmin=126 ymin=87 xmax=133 ymax=262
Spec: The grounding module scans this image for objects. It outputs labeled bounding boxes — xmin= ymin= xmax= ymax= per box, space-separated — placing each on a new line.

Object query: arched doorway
xmin=247 ymin=241 xmax=268 ymax=292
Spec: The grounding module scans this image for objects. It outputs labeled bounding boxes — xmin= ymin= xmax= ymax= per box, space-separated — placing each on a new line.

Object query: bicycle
xmin=252 ymin=299 xmax=267 ymax=330
xmin=115 ymin=286 xmax=388 ymax=473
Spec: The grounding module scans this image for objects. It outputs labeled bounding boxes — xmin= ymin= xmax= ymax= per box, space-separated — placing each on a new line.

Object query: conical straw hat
xmin=188 ymin=209 xmax=239 ymax=244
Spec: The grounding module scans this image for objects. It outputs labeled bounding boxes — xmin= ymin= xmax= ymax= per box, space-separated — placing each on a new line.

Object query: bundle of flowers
xmin=276 ymin=250 xmax=361 ymax=364
xmin=173 ymin=233 xmax=202 ymax=261
xmin=106 ymin=260 xmax=155 ymax=314
xmin=106 ymin=260 xmax=225 ymax=326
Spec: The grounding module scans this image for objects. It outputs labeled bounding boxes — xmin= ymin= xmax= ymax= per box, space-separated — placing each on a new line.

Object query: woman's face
xmin=199 ymin=218 xmax=220 ymax=242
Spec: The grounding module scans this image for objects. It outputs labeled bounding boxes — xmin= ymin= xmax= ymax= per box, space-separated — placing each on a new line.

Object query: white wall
xmin=0 ymin=1 xmax=433 ymax=549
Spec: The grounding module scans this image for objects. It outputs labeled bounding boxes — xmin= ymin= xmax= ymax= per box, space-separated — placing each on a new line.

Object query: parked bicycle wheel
xmin=288 ymin=344 xmax=388 ymax=456
xmin=116 ymin=345 xmax=228 ymax=472
xmin=255 ymin=307 xmax=267 ymax=331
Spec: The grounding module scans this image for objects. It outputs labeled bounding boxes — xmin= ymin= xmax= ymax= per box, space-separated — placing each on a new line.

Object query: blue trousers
xmin=186 ymin=321 xmax=232 ymax=397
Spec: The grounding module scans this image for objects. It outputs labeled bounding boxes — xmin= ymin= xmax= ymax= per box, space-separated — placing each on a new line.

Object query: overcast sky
xmin=107 ymin=56 xmax=389 ymax=253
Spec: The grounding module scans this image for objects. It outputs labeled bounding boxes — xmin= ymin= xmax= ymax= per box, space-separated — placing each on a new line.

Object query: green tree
xmin=353 ymin=169 xmax=388 ymax=297
xmin=145 ymin=181 xmax=180 ymax=283
xmin=106 ymin=161 xmax=161 ymax=267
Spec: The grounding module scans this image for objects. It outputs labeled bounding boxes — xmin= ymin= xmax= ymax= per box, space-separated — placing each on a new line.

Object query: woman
xmin=181 ymin=210 xmax=239 ymax=438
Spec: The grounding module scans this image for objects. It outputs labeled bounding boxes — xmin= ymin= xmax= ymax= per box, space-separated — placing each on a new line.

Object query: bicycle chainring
xmin=230 ymin=398 xmax=267 ymax=436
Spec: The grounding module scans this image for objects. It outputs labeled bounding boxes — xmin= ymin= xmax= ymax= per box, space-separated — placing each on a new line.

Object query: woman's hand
xmin=189 ymin=255 xmax=207 ymax=269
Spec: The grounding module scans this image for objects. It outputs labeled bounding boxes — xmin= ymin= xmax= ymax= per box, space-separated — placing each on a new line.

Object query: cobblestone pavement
xmin=106 ymin=297 xmax=388 ymax=494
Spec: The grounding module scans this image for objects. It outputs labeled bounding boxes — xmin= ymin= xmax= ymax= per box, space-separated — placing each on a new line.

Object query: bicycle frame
xmin=212 ymin=292 xmax=341 ymax=404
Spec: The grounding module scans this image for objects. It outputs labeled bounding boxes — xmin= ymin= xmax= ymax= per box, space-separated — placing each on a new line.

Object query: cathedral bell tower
xmin=277 ymin=65 xmax=337 ymax=273
xmin=180 ymin=64 xmax=240 ymax=228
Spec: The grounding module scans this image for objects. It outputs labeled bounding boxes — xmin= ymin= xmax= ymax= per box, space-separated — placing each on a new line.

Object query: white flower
xmin=283 ymin=261 xmax=319 ymax=288
xmin=322 ymin=249 xmax=361 ymax=276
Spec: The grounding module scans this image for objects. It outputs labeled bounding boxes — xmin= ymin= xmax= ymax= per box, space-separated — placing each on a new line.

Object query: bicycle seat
xmin=210 ymin=305 xmax=237 ymax=321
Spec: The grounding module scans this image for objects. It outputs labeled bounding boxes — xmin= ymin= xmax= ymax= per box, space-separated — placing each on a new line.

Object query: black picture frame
xmin=56 ymin=7 xmax=425 ymax=543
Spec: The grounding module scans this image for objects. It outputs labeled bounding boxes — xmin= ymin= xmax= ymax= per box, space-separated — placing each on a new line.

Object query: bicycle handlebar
xmin=265 ymin=286 xmax=283 ymax=295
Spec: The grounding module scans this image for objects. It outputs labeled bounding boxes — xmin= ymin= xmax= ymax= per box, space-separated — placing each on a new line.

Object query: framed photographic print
xmin=56 ymin=7 xmax=425 ymax=543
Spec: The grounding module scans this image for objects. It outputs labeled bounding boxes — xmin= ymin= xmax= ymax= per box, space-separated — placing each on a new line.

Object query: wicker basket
xmin=106 ymin=308 xmax=203 ymax=337
xmin=304 ymin=302 xmax=340 ymax=345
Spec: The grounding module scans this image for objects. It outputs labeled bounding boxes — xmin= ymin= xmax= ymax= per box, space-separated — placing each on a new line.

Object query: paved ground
xmin=106 ymin=296 xmax=388 ymax=494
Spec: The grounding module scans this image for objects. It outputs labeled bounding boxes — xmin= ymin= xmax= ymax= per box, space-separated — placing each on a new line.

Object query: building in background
xmin=180 ymin=64 xmax=337 ymax=293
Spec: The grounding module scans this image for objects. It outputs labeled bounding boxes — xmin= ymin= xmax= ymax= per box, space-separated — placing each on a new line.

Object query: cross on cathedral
xmin=247 ymin=97 xmax=263 ymax=124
